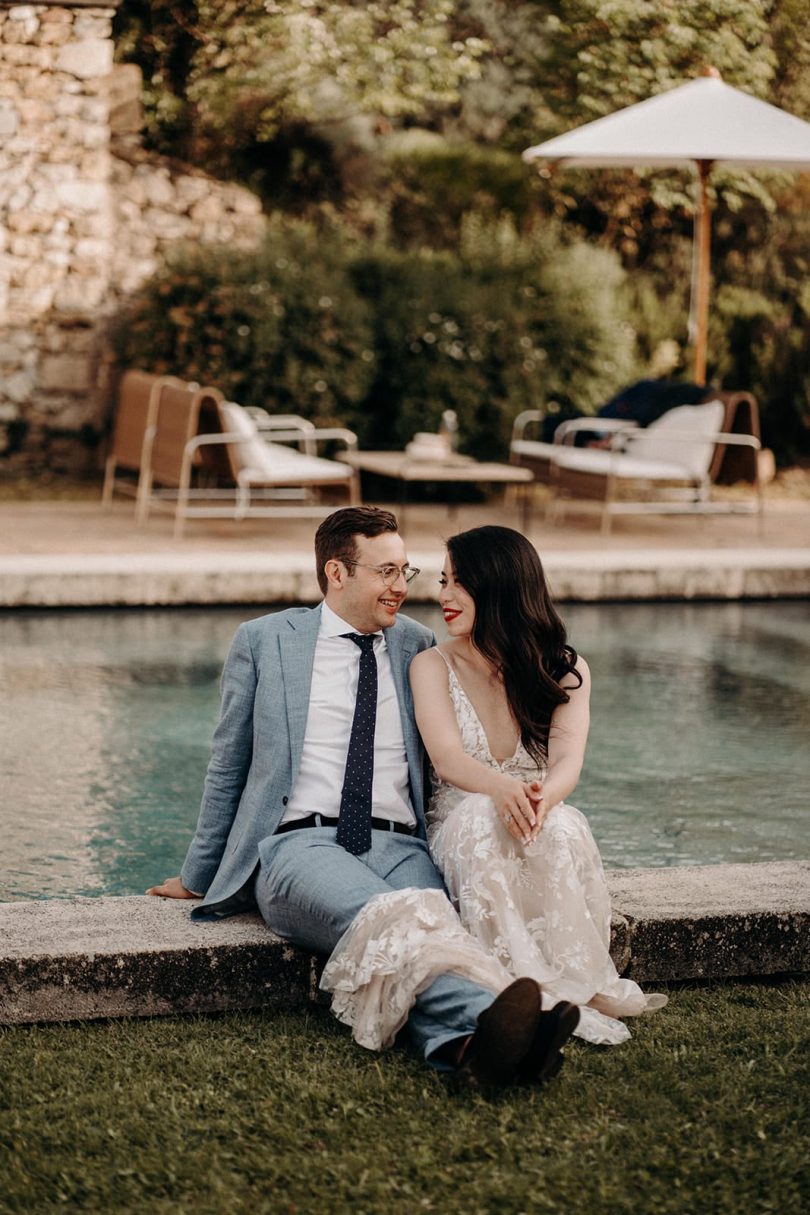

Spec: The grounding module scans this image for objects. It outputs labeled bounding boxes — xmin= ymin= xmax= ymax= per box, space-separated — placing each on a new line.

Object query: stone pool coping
xmin=1 ymin=861 xmax=807 ymax=1025
xmin=2 ymin=546 xmax=809 ymax=607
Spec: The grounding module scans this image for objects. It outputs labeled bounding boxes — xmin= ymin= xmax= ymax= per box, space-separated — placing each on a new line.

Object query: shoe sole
xmin=462 ymin=977 xmax=544 ymax=1091
xmin=526 ymin=1001 xmax=581 ymax=1084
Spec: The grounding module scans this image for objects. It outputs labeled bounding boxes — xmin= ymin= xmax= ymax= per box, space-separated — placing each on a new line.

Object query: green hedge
xmin=112 ymin=217 xmax=639 ymax=458
xmin=112 ymin=219 xmax=377 ymax=429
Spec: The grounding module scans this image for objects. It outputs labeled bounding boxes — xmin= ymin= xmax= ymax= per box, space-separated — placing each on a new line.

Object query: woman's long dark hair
xmin=446 ymin=526 xmax=581 ymax=765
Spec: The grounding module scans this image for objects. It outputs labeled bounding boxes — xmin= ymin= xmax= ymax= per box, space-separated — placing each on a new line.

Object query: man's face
xmin=326 ymin=531 xmax=410 ymax=633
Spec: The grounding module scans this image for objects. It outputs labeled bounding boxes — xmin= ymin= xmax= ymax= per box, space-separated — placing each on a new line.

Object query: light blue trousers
xmin=254 ymin=826 xmax=494 ymax=1068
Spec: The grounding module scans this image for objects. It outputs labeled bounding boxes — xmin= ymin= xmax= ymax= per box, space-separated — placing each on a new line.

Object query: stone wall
xmin=0 ymin=2 xmax=265 ymax=474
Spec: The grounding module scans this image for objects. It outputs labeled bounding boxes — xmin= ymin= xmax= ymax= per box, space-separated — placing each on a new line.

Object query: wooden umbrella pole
xmin=692 ymin=159 xmax=713 ymax=385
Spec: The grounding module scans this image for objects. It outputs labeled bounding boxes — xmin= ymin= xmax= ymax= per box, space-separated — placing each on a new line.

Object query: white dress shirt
xmin=281 ymin=601 xmax=417 ymax=828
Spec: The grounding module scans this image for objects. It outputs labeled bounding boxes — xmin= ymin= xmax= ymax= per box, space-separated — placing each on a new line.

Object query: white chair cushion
xmin=510 ymin=439 xmax=557 ymax=460
xmin=627 ymin=400 xmax=725 ymax=479
xmin=552 ymin=446 xmax=695 ymax=481
xmin=221 ymin=401 xmax=350 ymax=485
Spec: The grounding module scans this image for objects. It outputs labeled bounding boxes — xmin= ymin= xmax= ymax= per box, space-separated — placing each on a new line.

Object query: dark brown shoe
xmin=521 ymin=1001 xmax=580 ymax=1084
xmin=459 ymin=977 xmax=544 ymax=1092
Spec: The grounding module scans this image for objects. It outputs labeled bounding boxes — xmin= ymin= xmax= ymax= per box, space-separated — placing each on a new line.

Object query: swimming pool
xmin=1 ymin=601 xmax=807 ymax=900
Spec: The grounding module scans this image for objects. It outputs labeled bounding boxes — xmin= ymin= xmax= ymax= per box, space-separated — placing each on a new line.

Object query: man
xmin=149 ymin=506 xmax=578 ymax=1088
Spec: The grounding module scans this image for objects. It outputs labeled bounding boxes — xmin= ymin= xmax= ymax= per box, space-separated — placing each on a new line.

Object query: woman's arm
xmin=410 ymin=648 xmax=538 ymax=843
xmin=530 ymin=657 xmax=591 ymax=839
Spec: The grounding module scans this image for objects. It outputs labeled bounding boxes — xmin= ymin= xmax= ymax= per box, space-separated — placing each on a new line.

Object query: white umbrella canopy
xmin=523 ymin=73 xmax=810 ymax=383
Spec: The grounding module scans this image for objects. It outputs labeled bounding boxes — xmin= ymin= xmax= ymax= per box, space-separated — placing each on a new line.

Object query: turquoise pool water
xmin=1 ymin=601 xmax=808 ymax=900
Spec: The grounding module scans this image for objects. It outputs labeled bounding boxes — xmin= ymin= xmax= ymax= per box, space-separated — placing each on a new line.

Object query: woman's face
xmin=438 ymin=555 xmax=476 ymax=638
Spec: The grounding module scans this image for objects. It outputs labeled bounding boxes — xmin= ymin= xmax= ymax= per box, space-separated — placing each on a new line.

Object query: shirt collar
xmin=320 ymin=600 xmax=384 ymax=645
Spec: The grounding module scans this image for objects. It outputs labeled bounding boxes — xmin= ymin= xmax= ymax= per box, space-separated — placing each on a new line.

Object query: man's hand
xmin=146 ymin=876 xmax=200 ymax=899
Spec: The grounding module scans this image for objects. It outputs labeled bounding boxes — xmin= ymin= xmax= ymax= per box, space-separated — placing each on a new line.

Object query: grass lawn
xmin=1 ymin=978 xmax=807 ymax=1215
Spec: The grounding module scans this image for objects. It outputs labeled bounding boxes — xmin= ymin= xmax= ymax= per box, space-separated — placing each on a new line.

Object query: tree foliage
xmin=112 ymin=0 xmax=810 ymax=459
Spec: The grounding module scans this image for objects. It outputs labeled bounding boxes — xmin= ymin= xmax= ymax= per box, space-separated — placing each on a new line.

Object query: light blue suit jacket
xmin=181 ymin=604 xmax=435 ymax=919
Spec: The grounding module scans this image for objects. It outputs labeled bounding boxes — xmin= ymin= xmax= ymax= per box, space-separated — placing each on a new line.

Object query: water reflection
xmin=1 ymin=602 xmax=808 ymax=899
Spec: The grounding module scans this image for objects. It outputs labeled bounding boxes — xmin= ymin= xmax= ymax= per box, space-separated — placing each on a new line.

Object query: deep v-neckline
xmin=444 ymin=659 xmax=521 ymax=766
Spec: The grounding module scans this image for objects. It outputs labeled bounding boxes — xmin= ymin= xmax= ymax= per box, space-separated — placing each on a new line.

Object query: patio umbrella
xmin=523 ymin=70 xmax=810 ymax=383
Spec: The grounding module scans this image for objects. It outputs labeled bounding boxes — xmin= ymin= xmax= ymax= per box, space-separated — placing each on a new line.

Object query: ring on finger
xmin=504 ymin=812 xmax=513 ymax=824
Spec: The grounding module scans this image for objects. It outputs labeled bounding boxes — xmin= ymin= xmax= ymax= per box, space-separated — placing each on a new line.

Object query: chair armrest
xmin=258 ymin=426 xmax=359 ymax=454
xmin=511 ymin=409 xmax=546 ymax=443
xmin=554 ymin=418 xmax=638 ymax=446
xmin=621 ymin=429 xmax=761 ymax=451
xmin=247 ymin=410 xmax=315 ymax=433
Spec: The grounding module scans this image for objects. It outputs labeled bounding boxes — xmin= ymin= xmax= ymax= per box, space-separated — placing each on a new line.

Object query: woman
xmin=409 ymin=525 xmax=665 ymax=1045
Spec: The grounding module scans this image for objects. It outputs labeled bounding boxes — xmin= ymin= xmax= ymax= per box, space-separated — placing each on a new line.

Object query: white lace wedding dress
xmin=320 ymin=662 xmax=665 ymax=1051
xmin=425 ymin=661 xmax=666 ymax=1045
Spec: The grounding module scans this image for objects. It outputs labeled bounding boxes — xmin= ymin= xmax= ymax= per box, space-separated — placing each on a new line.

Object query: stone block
xmin=40 ymin=161 xmax=78 ymax=184
xmin=173 ymin=174 xmax=210 ymax=207
xmin=82 ymin=120 xmax=108 ymax=149
xmin=3 ymin=12 xmax=39 ymax=43
xmin=607 ymin=861 xmax=810 ymax=982
xmin=55 ymin=94 xmax=83 ymax=117
xmin=0 ymin=862 xmax=807 ymax=1027
xmin=2 ymin=43 xmax=53 ymax=68
xmin=44 ymin=248 xmax=71 ymax=269
xmin=224 ymin=184 xmax=263 ymax=215
xmin=0 ymin=101 xmax=19 ymax=137
xmin=143 ymin=169 xmax=175 ymax=208
xmin=42 ymin=399 xmax=99 ymax=431
xmin=3 ymin=370 xmax=34 ymax=405
xmin=39 ymin=353 xmax=92 ymax=392
xmin=190 ymin=194 xmax=225 ymax=223
xmin=36 ymin=22 xmax=73 ymax=47
xmin=23 ymin=261 xmax=55 ymax=290
xmin=108 ymin=63 xmax=142 ymax=135
xmin=53 ymin=274 xmax=107 ymax=313
xmin=79 ymin=148 xmax=110 ymax=178
xmin=56 ymin=39 xmax=113 ymax=81
xmin=55 ymin=180 xmax=107 ymax=212
xmin=0 ymin=898 xmax=316 ymax=1025
xmin=74 ymin=211 xmax=112 ymax=238
xmin=147 ymin=210 xmax=190 ymax=240
xmin=73 ymin=16 xmax=113 ymax=42
xmin=75 ymin=237 xmax=107 ymax=260
xmin=6 ymin=185 xmax=33 ymax=214
xmin=23 ymin=284 xmax=57 ymax=314
xmin=10 ymin=234 xmax=40 ymax=258
xmin=44 ymin=322 xmax=95 ymax=354
xmin=30 ymin=187 xmax=58 ymax=214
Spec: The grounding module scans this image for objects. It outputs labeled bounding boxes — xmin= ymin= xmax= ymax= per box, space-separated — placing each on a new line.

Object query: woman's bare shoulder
xmin=411 ymin=642 xmax=461 ymax=680
xmin=560 ymin=654 xmax=590 ymax=691
xmin=410 ymin=646 xmax=447 ymax=675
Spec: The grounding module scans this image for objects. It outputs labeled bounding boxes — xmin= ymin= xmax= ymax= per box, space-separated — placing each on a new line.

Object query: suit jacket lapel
xmin=279 ymin=605 xmax=321 ymax=783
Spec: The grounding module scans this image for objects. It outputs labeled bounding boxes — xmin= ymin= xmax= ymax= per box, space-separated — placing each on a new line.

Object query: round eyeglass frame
xmin=339 ymin=559 xmax=420 ymax=586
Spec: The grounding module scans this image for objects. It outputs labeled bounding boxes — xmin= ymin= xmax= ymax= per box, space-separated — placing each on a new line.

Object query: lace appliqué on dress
xmin=320 ymin=886 xmax=509 ymax=1050
xmin=426 ymin=662 xmax=666 ymax=1046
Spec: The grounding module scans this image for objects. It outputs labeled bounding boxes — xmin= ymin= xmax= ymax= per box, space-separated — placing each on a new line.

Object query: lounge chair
xmin=101 ymin=370 xmax=182 ymax=521
xmin=170 ymin=397 xmax=360 ymax=537
xmin=137 ymin=379 xmax=224 ymax=524
xmin=510 ymin=390 xmax=760 ymax=486
xmin=543 ymin=396 xmax=762 ymax=534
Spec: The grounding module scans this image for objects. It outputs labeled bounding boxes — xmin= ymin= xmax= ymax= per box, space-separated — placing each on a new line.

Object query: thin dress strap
xmin=434 ymin=647 xmax=453 ymax=671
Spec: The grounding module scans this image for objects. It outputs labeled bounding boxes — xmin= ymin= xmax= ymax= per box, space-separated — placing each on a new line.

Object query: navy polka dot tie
xmin=337 ymin=633 xmax=378 ymax=855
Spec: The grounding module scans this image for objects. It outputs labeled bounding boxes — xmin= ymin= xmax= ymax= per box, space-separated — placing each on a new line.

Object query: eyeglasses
xmin=340 ymin=559 xmax=421 ymax=586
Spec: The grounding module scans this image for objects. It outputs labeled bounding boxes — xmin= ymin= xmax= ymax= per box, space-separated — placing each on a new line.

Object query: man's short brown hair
xmin=314 ymin=506 xmax=399 ymax=594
